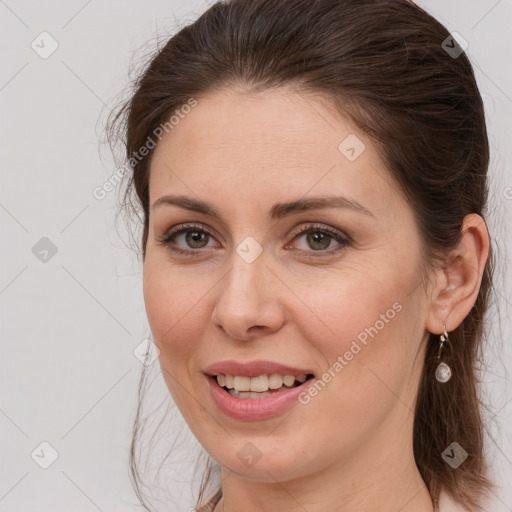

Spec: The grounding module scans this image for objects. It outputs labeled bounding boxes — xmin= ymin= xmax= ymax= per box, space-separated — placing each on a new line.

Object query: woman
xmin=108 ymin=0 xmax=495 ymax=510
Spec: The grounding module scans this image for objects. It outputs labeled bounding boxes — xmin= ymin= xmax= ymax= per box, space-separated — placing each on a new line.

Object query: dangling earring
xmin=435 ymin=324 xmax=452 ymax=383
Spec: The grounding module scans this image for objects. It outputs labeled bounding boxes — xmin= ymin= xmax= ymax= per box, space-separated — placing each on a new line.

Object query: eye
xmin=286 ymin=223 xmax=351 ymax=256
xmin=155 ymin=223 xmax=218 ymax=255
xmin=156 ymin=222 xmax=351 ymax=257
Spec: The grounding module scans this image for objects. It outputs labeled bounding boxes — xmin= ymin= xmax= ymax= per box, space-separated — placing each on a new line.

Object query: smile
xmin=206 ymin=372 xmax=315 ymax=420
xmin=217 ymin=373 xmax=309 ymax=398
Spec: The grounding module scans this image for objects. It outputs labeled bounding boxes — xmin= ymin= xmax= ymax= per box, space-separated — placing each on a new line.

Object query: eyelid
xmin=157 ymin=221 xmax=351 ymax=256
xmin=156 ymin=222 xmax=220 ymax=250
xmin=284 ymin=223 xmax=351 ymax=256
xmin=288 ymin=223 xmax=351 ymax=244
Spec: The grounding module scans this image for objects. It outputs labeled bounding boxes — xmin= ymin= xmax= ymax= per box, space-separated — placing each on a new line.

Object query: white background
xmin=0 ymin=1 xmax=511 ymax=510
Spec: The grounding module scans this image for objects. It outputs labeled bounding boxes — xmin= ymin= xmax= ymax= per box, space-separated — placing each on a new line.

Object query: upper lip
xmin=204 ymin=360 xmax=314 ymax=378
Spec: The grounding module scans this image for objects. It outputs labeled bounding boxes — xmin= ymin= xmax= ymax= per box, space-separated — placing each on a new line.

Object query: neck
xmin=212 ymin=403 xmax=434 ymax=512
xmin=214 ymin=458 xmax=432 ymax=512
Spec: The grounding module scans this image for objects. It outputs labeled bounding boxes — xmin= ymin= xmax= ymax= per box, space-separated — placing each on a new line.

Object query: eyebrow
xmin=152 ymin=194 xmax=374 ymax=220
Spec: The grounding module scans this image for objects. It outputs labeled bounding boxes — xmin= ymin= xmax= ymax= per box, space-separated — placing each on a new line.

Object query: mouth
xmin=204 ymin=360 xmax=317 ymax=419
xmin=210 ymin=373 xmax=315 ymax=399
xmin=206 ymin=372 xmax=316 ymax=420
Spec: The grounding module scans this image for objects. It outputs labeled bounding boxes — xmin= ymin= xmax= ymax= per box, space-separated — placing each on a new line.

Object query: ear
xmin=426 ymin=213 xmax=490 ymax=334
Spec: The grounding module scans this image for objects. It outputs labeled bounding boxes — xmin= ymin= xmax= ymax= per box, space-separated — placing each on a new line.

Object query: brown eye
xmin=305 ymin=231 xmax=333 ymax=251
xmin=289 ymin=224 xmax=351 ymax=256
xmin=183 ymin=230 xmax=210 ymax=249
xmin=156 ymin=223 xmax=218 ymax=255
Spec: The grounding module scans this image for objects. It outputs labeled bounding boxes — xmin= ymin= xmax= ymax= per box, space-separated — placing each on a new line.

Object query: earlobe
xmin=426 ymin=213 xmax=490 ymax=334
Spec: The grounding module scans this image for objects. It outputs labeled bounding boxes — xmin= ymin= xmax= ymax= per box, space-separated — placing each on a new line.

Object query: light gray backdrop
xmin=1 ymin=0 xmax=511 ymax=510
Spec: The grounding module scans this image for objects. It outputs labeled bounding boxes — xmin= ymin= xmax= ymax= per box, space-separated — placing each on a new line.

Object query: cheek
xmin=143 ymin=260 xmax=217 ymax=420
xmin=290 ymin=261 xmax=420 ymax=407
xmin=290 ymin=264 xmax=405 ymax=355
xmin=280 ymin=279 xmax=419 ymax=466
xmin=143 ymin=259 xmax=209 ymax=367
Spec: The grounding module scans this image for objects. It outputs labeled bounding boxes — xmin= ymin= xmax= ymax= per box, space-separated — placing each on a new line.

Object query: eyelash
xmin=155 ymin=222 xmax=352 ymax=258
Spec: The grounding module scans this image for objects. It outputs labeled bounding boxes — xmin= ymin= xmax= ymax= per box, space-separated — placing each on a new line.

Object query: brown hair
xmin=107 ymin=0 xmax=495 ymax=510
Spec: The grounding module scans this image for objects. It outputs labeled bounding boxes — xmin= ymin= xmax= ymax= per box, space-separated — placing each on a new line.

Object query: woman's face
xmin=144 ymin=86 xmax=432 ymax=482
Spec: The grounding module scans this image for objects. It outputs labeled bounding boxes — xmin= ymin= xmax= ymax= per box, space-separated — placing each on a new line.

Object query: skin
xmin=143 ymin=85 xmax=489 ymax=512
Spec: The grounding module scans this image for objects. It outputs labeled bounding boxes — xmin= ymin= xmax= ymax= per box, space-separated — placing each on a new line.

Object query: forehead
xmin=148 ymin=86 xmax=398 ymax=217
xmin=154 ymin=87 xmax=356 ymax=160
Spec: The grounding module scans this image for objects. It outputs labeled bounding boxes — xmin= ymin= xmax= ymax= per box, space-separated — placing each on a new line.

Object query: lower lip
xmin=206 ymin=375 xmax=314 ymax=420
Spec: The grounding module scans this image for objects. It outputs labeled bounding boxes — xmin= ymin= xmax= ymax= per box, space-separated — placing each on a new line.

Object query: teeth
xmin=250 ymin=375 xmax=269 ymax=392
xmin=228 ymin=389 xmax=274 ymax=399
xmin=225 ymin=374 xmax=234 ymax=389
xmin=283 ymin=374 xmax=295 ymax=386
xmin=233 ymin=376 xmax=250 ymax=391
xmin=216 ymin=373 xmax=309 ymax=392
xmin=268 ymin=373 xmax=283 ymax=389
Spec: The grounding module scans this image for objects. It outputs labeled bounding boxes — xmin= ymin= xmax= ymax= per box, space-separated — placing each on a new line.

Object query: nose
xmin=211 ymin=251 xmax=285 ymax=341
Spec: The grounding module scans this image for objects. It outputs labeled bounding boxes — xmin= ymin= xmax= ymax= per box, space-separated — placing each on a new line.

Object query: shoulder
xmin=438 ymin=491 xmax=471 ymax=512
